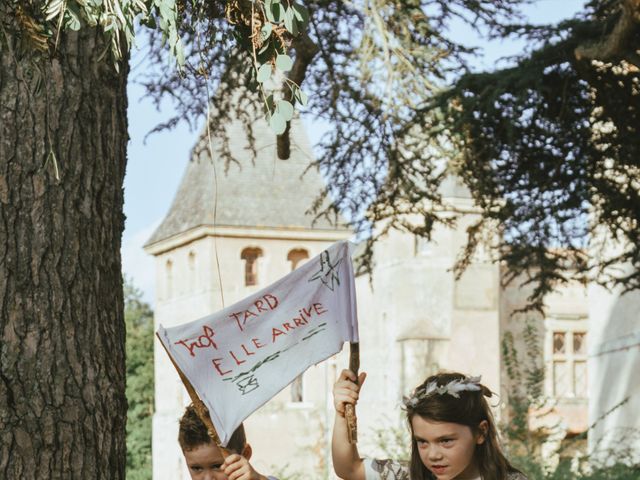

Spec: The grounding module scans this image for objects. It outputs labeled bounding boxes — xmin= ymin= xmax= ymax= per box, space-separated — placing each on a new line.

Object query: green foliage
xmin=501 ymin=320 xmax=639 ymax=479
xmin=221 ymin=0 xmax=311 ymax=133
xmin=253 ymin=1 xmax=308 ymax=134
xmin=4 ymin=0 xmax=307 ymax=133
xmin=501 ymin=318 xmax=546 ymax=458
xmin=426 ymin=2 xmax=640 ymax=309
xmin=269 ymin=109 xmax=287 ymax=134
xmin=578 ymin=464 xmax=640 ymax=480
xmin=124 ymin=277 xmax=154 ymax=480
xmin=5 ymin=0 xmax=182 ymax=70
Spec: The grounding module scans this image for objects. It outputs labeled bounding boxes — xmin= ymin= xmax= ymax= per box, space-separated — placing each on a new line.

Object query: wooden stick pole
xmin=345 ymin=342 xmax=360 ymax=444
xmin=156 ymin=333 xmax=229 ymax=457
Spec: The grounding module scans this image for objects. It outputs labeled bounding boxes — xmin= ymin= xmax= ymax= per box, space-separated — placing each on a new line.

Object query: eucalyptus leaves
xmin=243 ymin=0 xmax=311 ymax=134
xmin=41 ymin=0 xmax=183 ymax=71
xmin=26 ymin=0 xmax=312 ymax=134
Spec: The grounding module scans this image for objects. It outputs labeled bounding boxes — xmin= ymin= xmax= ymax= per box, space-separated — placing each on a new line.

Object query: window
xmin=287 ymin=249 xmax=309 ymax=403
xmin=241 ymin=247 xmax=263 ymax=286
xmin=550 ymin=330 xmax=588 ymax=398
xmin=165 ymin=259 xmax=173 ymax=299
xmin=290 ymin=374 xmax=304 ymax=403
xmin=287 ymin=248 xmax=309 ymax=271
xmin=188 ymin=251 xmax=196 ymax=291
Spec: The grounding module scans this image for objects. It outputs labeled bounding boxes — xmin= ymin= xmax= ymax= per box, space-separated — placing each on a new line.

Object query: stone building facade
xmin=145 ymin=119 xmax=639 ymax=478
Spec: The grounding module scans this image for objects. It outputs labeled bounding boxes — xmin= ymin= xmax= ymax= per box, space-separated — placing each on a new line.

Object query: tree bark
xmin=0 ymin=25 xmax=128 ymax=479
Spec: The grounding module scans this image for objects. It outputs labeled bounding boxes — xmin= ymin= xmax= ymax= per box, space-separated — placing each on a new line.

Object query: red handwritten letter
xmin=229 ymin=311 xmax=244 ymax=331
xmin=264 ymin=294 xmax=279 ymax=309
xmin=313 ymin=303 xmax=328 ymax=315
xmin=212 ymin=358 xmax=231 ymax=376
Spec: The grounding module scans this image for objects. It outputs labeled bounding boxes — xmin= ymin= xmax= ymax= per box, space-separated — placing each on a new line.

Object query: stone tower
xmin=144 ymin=116 xmax=350 ymax=479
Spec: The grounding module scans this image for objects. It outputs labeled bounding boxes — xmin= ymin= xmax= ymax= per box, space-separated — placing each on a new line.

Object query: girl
xmin=332 ymin=370 xmax=527 ymax=480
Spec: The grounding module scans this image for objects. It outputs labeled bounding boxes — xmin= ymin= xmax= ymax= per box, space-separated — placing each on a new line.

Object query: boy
xmin=179 ymin=405 xmax=277 ymax=480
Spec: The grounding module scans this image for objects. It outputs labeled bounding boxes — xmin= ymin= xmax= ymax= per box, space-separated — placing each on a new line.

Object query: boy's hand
xmin=333 ymin=369 xmax=366 ymax=417
xmin=222 ymin=454 xmax=265 ymax=480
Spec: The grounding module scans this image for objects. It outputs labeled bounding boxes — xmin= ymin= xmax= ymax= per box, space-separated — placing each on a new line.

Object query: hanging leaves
xmin=13 ymin=0 xmax=311 ymax=136
xmin=269 ymin=111 xmax=286 ymax=134
xmin=190 ymin=1 xmax=308 ymax=135
xmin=265 ymin=0 xmax=285 ymax=23
xmin=276 ymin=100 xmax=294 ymax=121
xmin=275 ymin=54 xmax=293 ymax=72
xmin=44 ymin=0 xmax=64 ymax=22
xmin=257 ymin=63 xmax=272 ymax=83
xmin=30 ymin=0 xmax=182 ymax=69
xmin=231 ymin=0 xmax=311 ymax=134
xmin=294 ymin=87 xmax=308 ymax=106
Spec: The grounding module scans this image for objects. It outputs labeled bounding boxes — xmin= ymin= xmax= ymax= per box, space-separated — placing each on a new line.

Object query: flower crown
xmin=402 ymin=375 xmax=483 ymax=409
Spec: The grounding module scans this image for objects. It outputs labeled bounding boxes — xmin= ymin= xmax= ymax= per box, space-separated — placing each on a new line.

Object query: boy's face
xmin=183 ymin=443 xmax=226 ymax=480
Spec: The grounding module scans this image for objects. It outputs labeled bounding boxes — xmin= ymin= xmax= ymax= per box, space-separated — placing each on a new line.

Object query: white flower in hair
xmin=402 ymin=375 xmax=483 ymax=407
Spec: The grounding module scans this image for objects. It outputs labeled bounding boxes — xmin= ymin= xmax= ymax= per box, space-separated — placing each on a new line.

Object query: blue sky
xmin=122 ymin=0 xmax=587 ymax=304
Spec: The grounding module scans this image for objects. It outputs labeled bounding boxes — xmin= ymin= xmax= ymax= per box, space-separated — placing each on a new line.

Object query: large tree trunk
xmin=0 ymin=24 xmax=128 ymax=479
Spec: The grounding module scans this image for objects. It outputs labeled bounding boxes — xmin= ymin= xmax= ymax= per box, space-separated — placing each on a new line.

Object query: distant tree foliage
xmin=124 ymin=279 xmax=154 ymax=480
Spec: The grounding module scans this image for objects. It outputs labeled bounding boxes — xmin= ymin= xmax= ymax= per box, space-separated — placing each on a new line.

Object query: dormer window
xmin=241 ymin=247 xmax=263 ymax=286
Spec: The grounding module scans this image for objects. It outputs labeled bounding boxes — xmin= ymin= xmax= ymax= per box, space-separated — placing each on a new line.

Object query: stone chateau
xmin=144 ymin=115 xmax=640 ymax=479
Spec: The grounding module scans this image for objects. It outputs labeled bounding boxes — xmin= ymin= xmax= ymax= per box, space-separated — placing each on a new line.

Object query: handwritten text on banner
xmin=157 ymin=241 xmax=359 ymax=445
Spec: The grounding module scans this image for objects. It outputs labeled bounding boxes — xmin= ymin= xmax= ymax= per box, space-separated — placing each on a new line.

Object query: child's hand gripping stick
xmin=345 ymin=342 xmax=359 ymax=444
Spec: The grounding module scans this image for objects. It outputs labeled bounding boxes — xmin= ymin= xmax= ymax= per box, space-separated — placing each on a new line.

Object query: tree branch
xmin=574 ymin=0 xmax=640 ymax=62
xmin=277 ymin=32 xmax=319 ymax=159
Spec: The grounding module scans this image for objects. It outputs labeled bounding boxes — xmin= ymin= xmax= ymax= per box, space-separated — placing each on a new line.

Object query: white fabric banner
xmin=157 ymin=240 xmax=359 ymax=445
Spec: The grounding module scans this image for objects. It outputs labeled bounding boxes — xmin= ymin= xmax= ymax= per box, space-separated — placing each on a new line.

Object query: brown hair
xmin=178 ymin=405 xmax=246 ymax=454
xmin=405 ymin=372 xmax=523 ymax=480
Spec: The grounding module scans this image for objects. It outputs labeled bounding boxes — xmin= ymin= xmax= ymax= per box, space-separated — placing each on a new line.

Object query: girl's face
xmin=411 ymin=416 xmax=486 ymax=480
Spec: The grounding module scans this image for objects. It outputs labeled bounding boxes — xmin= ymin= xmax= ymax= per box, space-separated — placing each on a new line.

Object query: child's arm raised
xmin=332 ymin=369 xmax=367 ymax=480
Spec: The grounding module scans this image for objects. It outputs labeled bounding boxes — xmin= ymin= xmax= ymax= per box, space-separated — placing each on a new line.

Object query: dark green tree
xmin=124 ymin=278 xmax=154 ymax=480
xmin=437 ymin=0 xmax=640 ymax=309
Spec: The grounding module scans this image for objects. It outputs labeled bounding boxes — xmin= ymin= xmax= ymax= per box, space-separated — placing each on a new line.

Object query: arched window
xmin=165 ymin=259 xmax=173 ymax=299
xmin=287 ymin=248 xmax=309 ymax=271
xmin=286 ymin=249 xmax=309 ymax=402
xmin=241 ymin=247 xmax=263 ymax=286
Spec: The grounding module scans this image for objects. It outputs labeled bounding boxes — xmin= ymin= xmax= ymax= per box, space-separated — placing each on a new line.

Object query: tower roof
xmin=145 ymin=116 xmax=348 ymax=248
